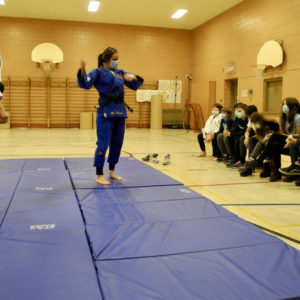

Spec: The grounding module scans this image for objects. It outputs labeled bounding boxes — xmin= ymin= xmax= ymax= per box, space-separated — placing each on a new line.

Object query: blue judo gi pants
xmin=94 ymin=115 xmax=126 ymax=169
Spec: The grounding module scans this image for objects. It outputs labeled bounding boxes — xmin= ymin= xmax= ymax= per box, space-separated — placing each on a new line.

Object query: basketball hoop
xmin=251 ymin=64 xmax=266 ymax=78
xmin=40 ymin=59 xmax=55 ymax=76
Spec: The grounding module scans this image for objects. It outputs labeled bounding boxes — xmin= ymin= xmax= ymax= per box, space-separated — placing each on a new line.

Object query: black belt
xmin=95 ymin=93 xmax=133 ymax=113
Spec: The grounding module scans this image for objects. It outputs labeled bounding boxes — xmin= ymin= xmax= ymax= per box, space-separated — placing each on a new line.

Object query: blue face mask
xmin=282 ymin=104 xmax=289 ymax=114
xmin=212 ymin=110 xmax=219 ymax=116
xmin=220 ymin=113 xmax=226 ymax=119
xmin=236 ymin=111 xmax=244 ymax=119
xmin=109 ymin=60 xmax=119 ymax=70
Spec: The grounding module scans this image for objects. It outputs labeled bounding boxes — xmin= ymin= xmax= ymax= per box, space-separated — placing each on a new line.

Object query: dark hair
xmin=213 ymin=103 xmax=223 ymax=111
xmin=251 ymin=112 xmax=279 ymax=134
xmin=250 ymin=112 xmax=264 ymax=124
xmin=0 ymin=82 xmax=4 ymax=93
xmin=280 ymin=97 xmax=300 ymax=133
xmin=235 ymin=103 xmax=247 ymax=111
xmin=234 ymin=102 xmax=244 ymax=109
xmin=221 ymin=107 xmax=232 ymax=116
xmin=246 ymin=105 xmax=258 ymax=117
xmin=98 ymin=47 xmax=118 ymax=68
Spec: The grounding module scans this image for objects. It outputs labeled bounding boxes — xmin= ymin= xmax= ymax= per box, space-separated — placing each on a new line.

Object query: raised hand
xmin=124 ymin=74 xmax=137 ymax=82
xmin=80 ymin=59 xmax=86 ymax=76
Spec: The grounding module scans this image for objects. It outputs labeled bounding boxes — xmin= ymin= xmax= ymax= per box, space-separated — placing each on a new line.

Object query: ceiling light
xmin=0 ymin=0 xmax=5 ymax=5
xmin=88 ymin=1 xmax=100 ymax=12
xmin=171 ymin=9 xmax=188 ymax=19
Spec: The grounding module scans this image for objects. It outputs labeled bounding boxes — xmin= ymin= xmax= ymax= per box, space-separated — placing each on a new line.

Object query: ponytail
xmin=97 ymin=47 xmax=118 ymax=68
xmin=98 ymin=53 xmax=104 ymax=68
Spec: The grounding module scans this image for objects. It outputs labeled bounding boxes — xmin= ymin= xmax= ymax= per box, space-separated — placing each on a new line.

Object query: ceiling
xmin=0 ymin=0 xmax=243 ymax=30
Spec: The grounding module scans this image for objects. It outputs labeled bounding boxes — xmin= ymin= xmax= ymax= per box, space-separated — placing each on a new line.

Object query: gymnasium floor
xmin=0 ymin=127 xmax=299 ymax=251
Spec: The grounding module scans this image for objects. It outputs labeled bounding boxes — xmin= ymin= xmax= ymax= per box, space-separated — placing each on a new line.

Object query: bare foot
xmin=197 ymin=152 xmax=206 ymax=157
xmin=210 ymin=156 xmax=218 ymax=161
xmin=109 ymin=171 xmax=123 ymax=180
xmin=96 ymin=175 xmax=111 ymax=185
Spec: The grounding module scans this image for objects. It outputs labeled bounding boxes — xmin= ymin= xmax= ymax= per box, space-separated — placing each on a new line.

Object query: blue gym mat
xmin=86 ymin=217 xmax=279 ymax=260
xmin=65 ymin=157 xmax=182 ymax=189
xmin=1 ymin=169 xmax=84 ymax=233
xmin=0 ymin=159 xmax=26 ymax=171
xmin=0 ymin=230 xmax=102 ymax=300
xmin=1 ymin=190 xmax=84 ymax=233
xmin=0 ymin=170 xmax=22 ymax=227
xmin=96 ymin=241 xmax=300 ymax=300
xmin=16 ymin=170 xmax=74 ymax=192
xmin=80 ymin=197 xmax=235 ymax=225
xmin=76 ymin=185 xmax=201 ymax=205
xmin=1 ymin=157 xmax=300 ymax=299
xmin=23 ymin=158 xmax=66 ymax=171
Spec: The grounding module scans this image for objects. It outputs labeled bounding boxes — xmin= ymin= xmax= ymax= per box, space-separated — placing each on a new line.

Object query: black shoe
xmin=246 ymin=159 xmax=259 ymax=170
xmin=216 ymin=157 xmax=224 ymax=162
xmin=240 ymin=168 xmax=252 ymax=177
xmin=279 ymin=164 xmax=300 ymax=176
xmin=225 ymin=159 xmax=235 ymax=166
xmin=270 ymin=172 xmax=282 ymax=182
xmin=283 ymin=175 xmax=299 ymax=183
xmin=260 ymin=162 xmax=271 ymax=178
xmin=296 ymin=180 xmax=300 ymax=186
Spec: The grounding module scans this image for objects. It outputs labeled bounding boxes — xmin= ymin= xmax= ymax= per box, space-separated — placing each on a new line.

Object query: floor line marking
xmin=164 ymin=169 xmax=300 ymax=241
xmin=187 ymin=181 xmax=273 ymax=187
xmin=278 ymin=224 xmax=300 ymax=228
xmin=220 ymin=203 xmax=300 ymax=206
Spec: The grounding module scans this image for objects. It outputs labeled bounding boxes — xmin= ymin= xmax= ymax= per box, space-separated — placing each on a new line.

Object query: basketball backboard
xmin=32 ymin=43 xmax=63 ymax=75
xmin=257 ymin=40 xmax=283 ymax=67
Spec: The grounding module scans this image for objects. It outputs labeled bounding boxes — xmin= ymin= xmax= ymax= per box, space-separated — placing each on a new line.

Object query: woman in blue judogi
xmin=77 ymin=47 xmax=144 ymax=185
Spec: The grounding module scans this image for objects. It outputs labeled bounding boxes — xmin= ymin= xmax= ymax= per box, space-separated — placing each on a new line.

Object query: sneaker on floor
xmin=295 ymin=180 xmax=300 ymax=186
xmin=228 ymin=161 xmax=243 ymax=169
xmin=142 ymin=154 xmax=150 ymax=162
xmin=224 ymin=159 xmax=235 ymax=166
xmin=150 ymin=153 xmax=159 ymax=163
xmin=269 ymin=172 xmax=282 ymax=182
xmin=245 ymin=159 xmax=259 ymax=170
xmin=279 ymin=164 xmax=300 ymax=176
xmin=162 ymin=154 xmax=171 ymax=165
xmin=260 ymin=162 xmax=271 ymax=178
xmin=240 ymin=168 xmax=253 ymax=177
xmin=283 ymin=175 xmax=299 ymax=183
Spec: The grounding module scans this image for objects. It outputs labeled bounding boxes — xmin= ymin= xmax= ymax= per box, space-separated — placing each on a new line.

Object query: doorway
xmin=264 ymin=78 xmax=282 ymax=113
xmin=224 ymin=79 xmax=238 ymax=109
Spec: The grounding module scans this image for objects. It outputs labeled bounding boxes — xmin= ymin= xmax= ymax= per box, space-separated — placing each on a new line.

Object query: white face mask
xmin=212 ymin=110 xmax=219 ymax=116
xmin=220 ymin=113 xmax=226 ymax=119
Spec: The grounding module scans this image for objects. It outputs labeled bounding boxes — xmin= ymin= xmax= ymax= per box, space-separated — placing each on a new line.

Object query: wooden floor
xmin=1 ymin=127 xmax=299 ymax=250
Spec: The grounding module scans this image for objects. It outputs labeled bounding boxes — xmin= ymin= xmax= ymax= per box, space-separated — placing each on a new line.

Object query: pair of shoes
xmin=260 ymin=162 xmax=271 ymax=178
xmin=240 ymin=168 xmax=252 ymax=177
xmin=162 ymin=154 xmax=171 ymax=165
xmin=142 ymin=153 xmax=158 ymax=163
xmin=279 ymin=164 xmax=300 ymax=176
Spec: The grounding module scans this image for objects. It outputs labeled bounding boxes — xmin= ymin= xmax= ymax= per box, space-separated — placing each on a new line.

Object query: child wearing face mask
xmin=247 ymin=97 xmax=300 ymax=181
xmin=216 ymin=108 xmax=234 ymax=161
xmin=197 ymin=103 xmax=223 ymax=159
xmin=240 ymin=113 xmax=279 ymax=177
xmin=223 ymin=103 xmax=249 ymax=168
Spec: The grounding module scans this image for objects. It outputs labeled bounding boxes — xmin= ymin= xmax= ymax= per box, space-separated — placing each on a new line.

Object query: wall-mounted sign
xmin=224 ymin=61 xmax=235 ymax=75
